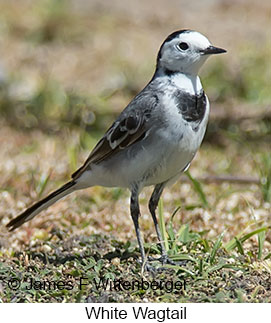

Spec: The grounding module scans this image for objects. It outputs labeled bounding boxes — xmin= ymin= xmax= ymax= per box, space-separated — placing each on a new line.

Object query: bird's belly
xmin=77 ymin=118 xmax=207 ymax=189
xmin=143 ymin=95 xmax=210 ymax=185
xmin=143 ymin=134 xmax=197 ymax=185
xmin=143 ymin=114 xmax=208 ymax=186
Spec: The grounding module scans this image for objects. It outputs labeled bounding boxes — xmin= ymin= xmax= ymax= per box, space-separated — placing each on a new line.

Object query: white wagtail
xmin=6 ymin=30 xmax=226 ymax=270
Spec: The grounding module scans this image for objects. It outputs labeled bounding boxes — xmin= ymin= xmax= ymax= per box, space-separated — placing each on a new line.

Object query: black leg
xmin=130 ymin=184 xmax=183 ymax=271
xmin=148 ymin=183 xmax=167 ymax=258
xmin=130 ymin=187 xmax=150 ymax=271
xmin=149 ymin=183 xmax=187 ymax=267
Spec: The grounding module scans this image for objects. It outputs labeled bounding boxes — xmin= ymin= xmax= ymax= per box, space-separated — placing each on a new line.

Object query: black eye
xmin=178 ymin=42 xmax=189 ymax=50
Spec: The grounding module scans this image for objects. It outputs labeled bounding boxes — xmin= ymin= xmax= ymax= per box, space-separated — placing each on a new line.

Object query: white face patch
xmin=177 ymin=31 xmax=211 ymax=51
xmin=159 ymin=31 xmax=212 ymax=75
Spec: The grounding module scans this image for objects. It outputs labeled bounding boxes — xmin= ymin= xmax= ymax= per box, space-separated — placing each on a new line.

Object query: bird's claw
xmin=148 ymin=254 xmax=187 ymax=266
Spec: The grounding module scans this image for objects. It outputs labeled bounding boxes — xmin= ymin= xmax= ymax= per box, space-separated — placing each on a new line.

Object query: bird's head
xmin=157 ymin=30 xmax=226 ymax=76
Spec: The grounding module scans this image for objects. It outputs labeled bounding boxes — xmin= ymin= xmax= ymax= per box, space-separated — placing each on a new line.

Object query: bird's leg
xmin=130 ymin=188 xmax=153 ymax=272
xmin=149 ymin=182 xmax=183 ymax=266
xmin=148 ymin=183 xmax=168 ymax=261
xmin=149 ymin=183 xmax=188 ymax=267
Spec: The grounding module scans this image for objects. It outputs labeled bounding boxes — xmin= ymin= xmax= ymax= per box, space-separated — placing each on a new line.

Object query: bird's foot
xmin=148 ymin=254 xmax=187 ymax=266
xmin=137 ymin=255 xmax=187 ymax=273
xmin=137 ymin=258 xmax=168 ymax=274
xmin=143 ymin=262 xmax=158 ymax=274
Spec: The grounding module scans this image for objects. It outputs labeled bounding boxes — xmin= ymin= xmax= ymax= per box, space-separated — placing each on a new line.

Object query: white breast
xmin=171 ymin=73 xmax=203 ymax=95
xmin=144 ymin=83 xmax=209 ymax=185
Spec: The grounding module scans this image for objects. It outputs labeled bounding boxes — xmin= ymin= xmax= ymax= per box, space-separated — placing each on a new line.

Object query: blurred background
xmin=0 ymin=0 xmax=270 ymax=248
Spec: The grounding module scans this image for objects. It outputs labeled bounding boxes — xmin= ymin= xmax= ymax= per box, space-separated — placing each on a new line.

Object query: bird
xmin=6 ymin=29 xmax=226 ymax=271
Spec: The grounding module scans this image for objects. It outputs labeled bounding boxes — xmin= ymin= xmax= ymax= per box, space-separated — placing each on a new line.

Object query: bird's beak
xmin=201 ymin=46 xmax=227 ymax=55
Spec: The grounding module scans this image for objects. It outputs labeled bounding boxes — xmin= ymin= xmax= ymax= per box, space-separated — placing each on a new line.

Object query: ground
xmin=0 ymin=0 xmax=271 ymax=302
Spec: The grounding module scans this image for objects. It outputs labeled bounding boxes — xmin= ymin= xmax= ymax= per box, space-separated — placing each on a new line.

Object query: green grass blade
xmin=198 ymin=257 xmax=203 ymax=275
xmin=259 ymin=153 xmax=271 ymax=202
xmin=185 ymin=171 xmax=208 ymax=207
xmin=37 ymin=172 xmax=51 ymax=198
xmin=234 ymin=237 xmax=245 ymax=255
xmin=171 ymin=206 xmax=181 ymax=220
xmin=178 ymin=224 xmax=190 ymax=243
xmin=164 ymin=264 xmax=196 ymax=277
xmin=210 ymin=231 xmax=225 ymax=264
xmin=201 ymin=239 xmax=210 ymax=252
xmin=257 ymin=230 xmax=265 ymax=260
xmin=158 ymin=199 xmax=169 ymax=251
xmin=206 ymin=263 xmax=244 ymax=274
xmin=169 ymin=254 xmax=197 ymax=262
xmin=167 ymin=221 xmax=175 ymax=242
xmin=68 ymin=145 xmax=78 ymax=173
xmin=225 ymin=227 xmax=269 ymax=251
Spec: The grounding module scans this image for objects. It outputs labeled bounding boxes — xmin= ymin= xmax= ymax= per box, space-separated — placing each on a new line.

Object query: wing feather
xmin=72 ymin=112 xmax=147 ymax=179
xmin=72 ymin=90 xmax=158 ymax=180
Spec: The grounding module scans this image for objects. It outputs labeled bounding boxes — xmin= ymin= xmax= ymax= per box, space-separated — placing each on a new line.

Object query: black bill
xmin=201 ymin=46 xmax=227 ymax=55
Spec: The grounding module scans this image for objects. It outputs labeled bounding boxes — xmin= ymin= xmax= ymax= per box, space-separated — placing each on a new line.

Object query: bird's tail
xmin=6 ymin=180 xmax=77 ymax=231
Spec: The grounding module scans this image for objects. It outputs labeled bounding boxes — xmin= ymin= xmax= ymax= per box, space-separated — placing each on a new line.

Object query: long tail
xmin=6 ymin=180 xmax=77 ymax=231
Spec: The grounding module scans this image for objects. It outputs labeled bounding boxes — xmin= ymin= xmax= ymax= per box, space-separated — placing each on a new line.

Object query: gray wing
xmin=72 ymin=90 xmax=158 ymax=179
